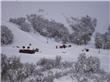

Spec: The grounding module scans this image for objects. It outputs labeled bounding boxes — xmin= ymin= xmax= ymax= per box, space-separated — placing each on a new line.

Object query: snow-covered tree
xmin=9 ymin=17 xmax=26 ymax=25
xmin=23 ymin=63 xmax=36 ymax=77
xmin=27 ymin=14 xmax=69 ymax=43
xmin=75 ymin=53 xmax=100 ymax=74
xmin=55 ymin=56 xmax=62 ymax=67
xmin=1 ymin=54 xmax=38 ymax=82
xmin=1 ymin=54 xmax=25 ymax=82
xmin=37 ymin=57 xmax=56 ymax=70
xmin=95 ymin=26 xmax=110 ymax=49
xmin=9 ymin=17 xmax=31 ymax=32
xmin=86 ymin=56 xmax=100 ymax=73
xmin=95 ymin=33 xmax=105 ymax=49
xmin=1 ymin=25 xmax=13 ymax=45
xmin=103 ymin=34 xmax=110 ymax=49
xmin=19 ymin=22 xmax=31 ymax=32
xmin=108 ymin=25 xmax=110 ymax=31
xmin=75 ymin=53 xmax=87 ymax=74
xmin=1 ymin=54 xmax=9 ymax=80
xmin=67 ymin=15 xmax=97 ymax=45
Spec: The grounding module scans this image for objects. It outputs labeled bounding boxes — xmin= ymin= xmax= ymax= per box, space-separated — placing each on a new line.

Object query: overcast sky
xmin=2 ymin=1 xmax=110 ymax=33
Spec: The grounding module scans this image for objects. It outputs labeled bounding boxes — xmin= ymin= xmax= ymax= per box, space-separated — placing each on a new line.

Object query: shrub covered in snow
xmin=62 ymin=61 xmax=73 ymax=68
xmin=23 ymin=63 xmax=36 ymax=77
xmin=1 ymin=54 xmax=24 ymax=82
xmin=43 ymin=71 xmax=54 ymax=82
xmin=1 ymin=54 xmax=38 ymax=82
xmin=37 ymin=56 xmax=62 ymax=70
xmin=9 ymin=17 xmax=31 ymax=32
xmin=37 ymin=58 xmax=56 ymax=70
xmin=67 ymin=15 xmax=97 ymax=45
xmin=75 ymin=53 xmax=100 ymax=74
xmin=1 ymin=25 xmax=14 ymax=45
xmin=37 ymin=58 xmax=60 ymax=70
xmin=54 ymin=72 xmax=62 ymax=79
xmin=71 ymin=53 xmax=110 ymax=82
xmin=1 ymin=54 xmax=109 ymax=82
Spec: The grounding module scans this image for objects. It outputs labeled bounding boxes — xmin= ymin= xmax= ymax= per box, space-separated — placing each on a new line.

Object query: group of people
xmin=82 ymin=48 xmax=89 ymax=52
xmin=56 ymin=44 xmax=72 ymax=49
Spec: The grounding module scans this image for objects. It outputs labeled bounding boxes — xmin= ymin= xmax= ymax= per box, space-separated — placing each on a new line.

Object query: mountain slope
xmin=1 ymin=21 xmax=110 ymax=73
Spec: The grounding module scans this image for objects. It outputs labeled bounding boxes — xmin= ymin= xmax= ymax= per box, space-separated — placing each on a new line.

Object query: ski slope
xmin=1 ymin=21 xmax=110 ymax=73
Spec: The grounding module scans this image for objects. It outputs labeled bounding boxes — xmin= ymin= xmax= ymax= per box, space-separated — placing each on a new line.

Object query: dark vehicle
xmin=19 ymin=48 xmax=39 ymax=54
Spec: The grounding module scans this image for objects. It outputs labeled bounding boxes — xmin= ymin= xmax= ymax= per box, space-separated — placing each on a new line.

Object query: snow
xmin=54 ymin=76 xmax=73 ymax=82
xmin=1 ymin=2 xmax=109 ymax=82
xmin=1 ymin=21 xmax=110 ymax=82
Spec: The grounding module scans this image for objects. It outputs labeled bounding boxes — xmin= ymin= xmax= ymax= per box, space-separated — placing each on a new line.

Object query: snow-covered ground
xmin=1 ymin=21 xmax=110 ymax=74
xmin=1 ymin=2 xmax=110 ymax=82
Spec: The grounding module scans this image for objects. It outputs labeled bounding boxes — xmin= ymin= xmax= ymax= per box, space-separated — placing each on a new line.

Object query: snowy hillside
xmin=2 ymin=21 xmax=110 ymax=71
xmin=1 ymin=2 xmax=110 ymax=82
xmin=1 ymin=21 xmax=110 ymax=82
